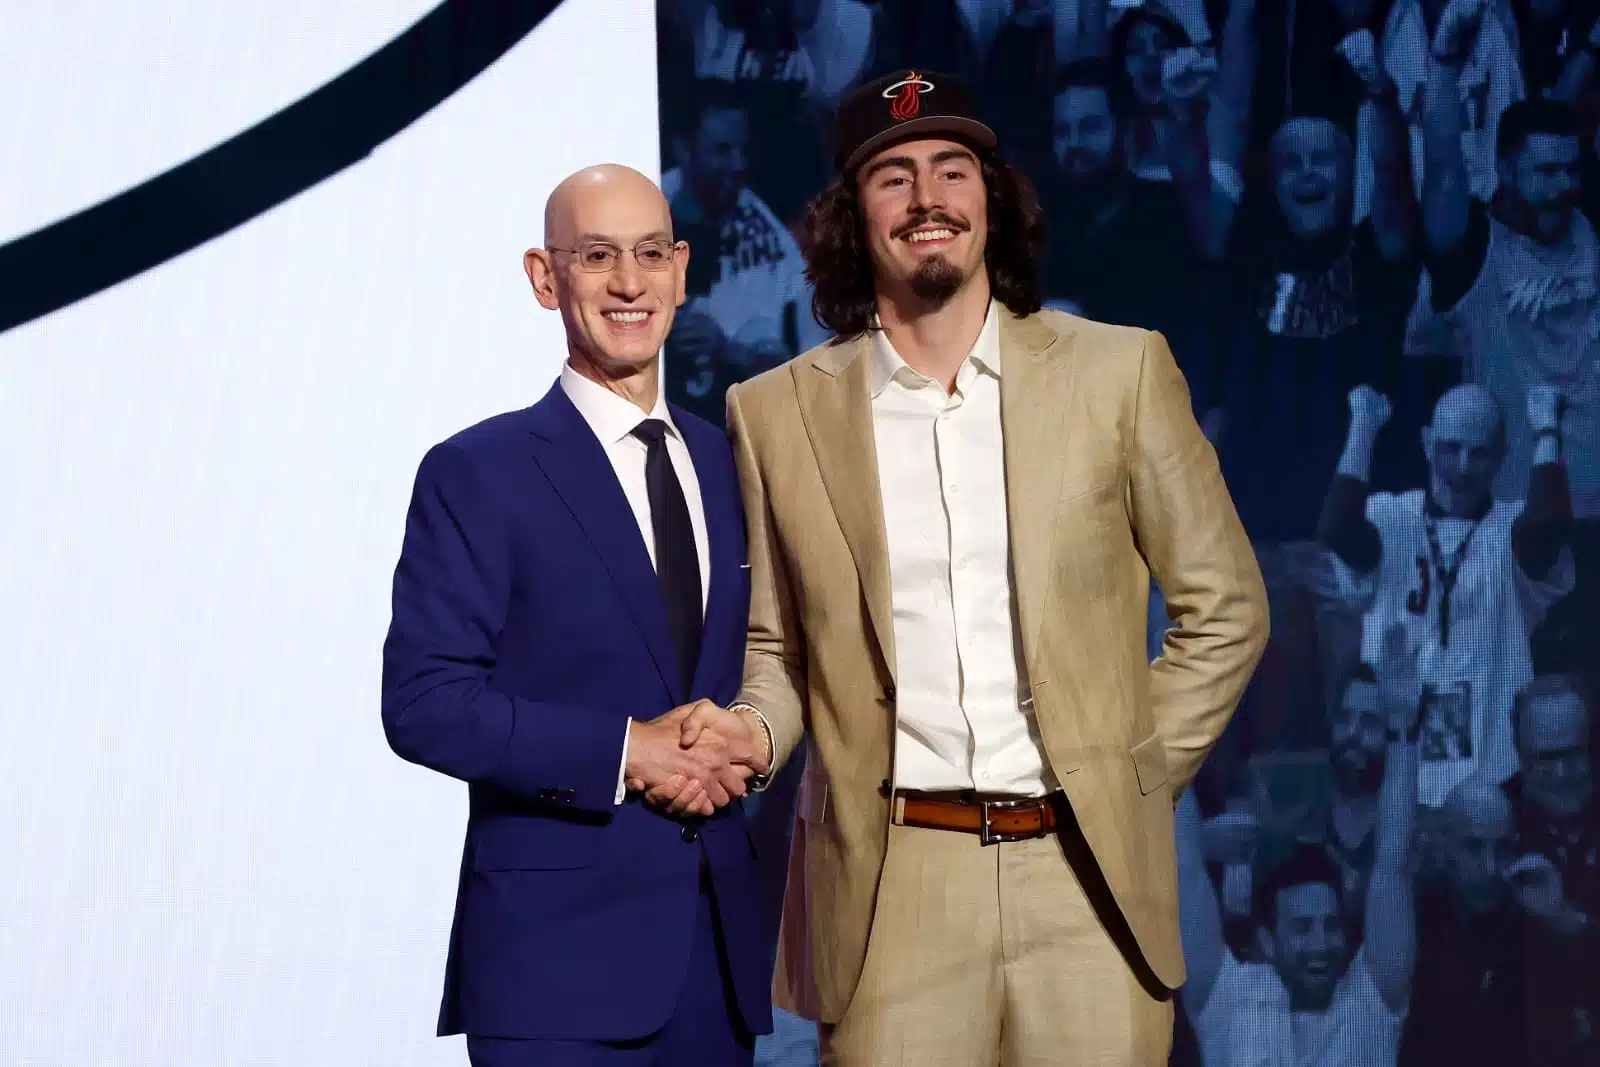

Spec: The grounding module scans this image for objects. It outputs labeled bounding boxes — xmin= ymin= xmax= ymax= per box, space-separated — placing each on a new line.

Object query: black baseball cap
xmin=834 ymin=69 xmax=997 ymax=175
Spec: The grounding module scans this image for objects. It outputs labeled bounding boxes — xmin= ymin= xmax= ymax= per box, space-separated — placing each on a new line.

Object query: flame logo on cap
xmin=883 ymin=72 xmax=933 ymax=122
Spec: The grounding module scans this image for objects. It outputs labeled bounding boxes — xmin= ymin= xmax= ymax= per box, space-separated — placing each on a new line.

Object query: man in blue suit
xmin=381 ymin=164 xmax=776 ymax=1066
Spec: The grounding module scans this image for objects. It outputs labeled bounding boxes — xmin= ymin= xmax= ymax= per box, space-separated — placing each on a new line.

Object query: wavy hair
xmin=799 ymin=151 xmax=1047 ymax=341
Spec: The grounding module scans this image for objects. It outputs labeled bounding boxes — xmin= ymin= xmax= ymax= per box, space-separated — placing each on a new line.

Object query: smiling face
xmin=1123 ymin=17 xmax=1179 ymax=108
xmin=1501 ymin=132 xmax=1581 ymax=244
xmin=1267 ymin=882 xmax=1348 ymax=1010
xmin=1052 ymin=85 xmax=1117 ymax=181
xmin=679 ymin=103 xmax=748 ymax=221
xmin=525 ymin=166 xmax=688 ymax=380
xmin=1270 ymin=118 xmax=1351 ymax=238
xmin=855 ymin=137 xmax=988 ymax=309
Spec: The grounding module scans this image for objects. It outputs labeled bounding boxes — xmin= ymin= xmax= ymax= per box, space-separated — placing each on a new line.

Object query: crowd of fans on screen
xmin=656 ymin=0 xmax=1600 ymax=1063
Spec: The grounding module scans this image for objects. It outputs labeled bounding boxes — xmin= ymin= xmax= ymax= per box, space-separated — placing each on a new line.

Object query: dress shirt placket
xmin=937 ymin=375 xmax=984 ymax=783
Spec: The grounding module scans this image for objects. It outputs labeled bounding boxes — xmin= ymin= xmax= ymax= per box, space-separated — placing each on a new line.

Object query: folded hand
xmin=624 ymin=701 xmax=765 ymax=818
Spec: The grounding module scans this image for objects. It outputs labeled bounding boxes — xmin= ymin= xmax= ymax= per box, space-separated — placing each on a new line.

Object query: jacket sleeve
xmin=1126 ymin=331 xmax=1271 ymax=794
xmin=726 ymin=384 xmax=808 ymax=773
xmin=380 ymin=441 xmax=628 ymax=813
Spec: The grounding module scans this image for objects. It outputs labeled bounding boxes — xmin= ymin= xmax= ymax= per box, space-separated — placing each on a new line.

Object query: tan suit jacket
xmin=725 ymin=308 xmax=1269 ymax=1025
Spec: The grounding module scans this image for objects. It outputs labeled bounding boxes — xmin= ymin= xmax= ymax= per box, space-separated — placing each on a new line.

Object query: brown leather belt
xmin=894 ymin=790 xmax=1064 ymax=846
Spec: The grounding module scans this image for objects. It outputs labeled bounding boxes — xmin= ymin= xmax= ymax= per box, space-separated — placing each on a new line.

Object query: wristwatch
xmin=730 ymin=702 xmax=774 ymax=791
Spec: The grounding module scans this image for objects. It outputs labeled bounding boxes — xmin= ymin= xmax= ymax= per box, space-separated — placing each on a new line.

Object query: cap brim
xmin=841 ymin=116 xmax=998 ymax=174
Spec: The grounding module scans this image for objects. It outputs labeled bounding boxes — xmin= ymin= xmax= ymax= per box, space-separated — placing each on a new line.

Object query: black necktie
xmin=632 ymin=419 xmax=703 ymax=691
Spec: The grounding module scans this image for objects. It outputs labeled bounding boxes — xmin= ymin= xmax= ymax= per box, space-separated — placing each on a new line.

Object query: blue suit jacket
xmin=381 ymin=383 xmax=771 ymax=1041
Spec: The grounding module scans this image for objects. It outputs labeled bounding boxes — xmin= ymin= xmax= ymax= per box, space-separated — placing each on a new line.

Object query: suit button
xmin=884 ymin=684 xmax=897 ymax=702
xmin=681 ymin=825 xmax=700 ymax=843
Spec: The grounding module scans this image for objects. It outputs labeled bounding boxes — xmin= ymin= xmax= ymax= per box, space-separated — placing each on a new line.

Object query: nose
xmin=909 ymin=173 xmax=943 ymax=215
xmin=607 ymin=255 xmax=646 ymax=299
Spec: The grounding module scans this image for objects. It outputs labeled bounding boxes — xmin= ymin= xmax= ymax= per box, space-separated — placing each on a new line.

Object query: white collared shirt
xmin=869 ymin=303 xmax=1056 ymax=796
xmin=559 ymin=363 xmax=711 ymax=607
xmin=559 ymin=363 xmax=710 ymax=803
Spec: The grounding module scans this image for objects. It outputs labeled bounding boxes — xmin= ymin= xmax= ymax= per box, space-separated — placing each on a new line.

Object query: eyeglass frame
xmin=545 ymin=238 xmax=686 ymax=273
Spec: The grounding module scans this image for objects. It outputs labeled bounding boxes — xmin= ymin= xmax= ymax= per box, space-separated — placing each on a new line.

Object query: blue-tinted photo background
xmin=656 ymin=1 xmax=1600 ymax=1064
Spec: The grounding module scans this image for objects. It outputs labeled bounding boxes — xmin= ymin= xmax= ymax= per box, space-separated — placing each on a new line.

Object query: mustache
xmin=892 ymin=211 xmax=970 ymax=240
xmin=1536 ymin=191 xmax=1582 ymax=211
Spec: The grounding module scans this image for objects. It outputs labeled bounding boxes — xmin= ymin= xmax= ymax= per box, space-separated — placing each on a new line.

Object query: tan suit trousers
xmin=818 ymin=817 xmax=1173 ymax=1067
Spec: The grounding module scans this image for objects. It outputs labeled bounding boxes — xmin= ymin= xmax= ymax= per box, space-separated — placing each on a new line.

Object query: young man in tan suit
xmin=656 ymin=69 xmax=1270 ymax=1065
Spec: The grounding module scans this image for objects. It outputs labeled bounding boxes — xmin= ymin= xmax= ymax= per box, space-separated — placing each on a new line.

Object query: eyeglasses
xmin=547 ymin=239 xmax=681 ymax=272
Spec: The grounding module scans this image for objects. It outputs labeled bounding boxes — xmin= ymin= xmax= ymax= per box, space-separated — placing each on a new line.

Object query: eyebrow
xmin=931 ymin=147 xmax=977 ymax=166
xmin=572 ymin=230 xmax=674 ymax=245
xmin=862 ymin=155 xmax=915 ymax=181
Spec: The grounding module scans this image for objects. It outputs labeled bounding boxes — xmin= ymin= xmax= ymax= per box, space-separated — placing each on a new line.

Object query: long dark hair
xmin=799 ymin=150 xmax=1047 ymax=340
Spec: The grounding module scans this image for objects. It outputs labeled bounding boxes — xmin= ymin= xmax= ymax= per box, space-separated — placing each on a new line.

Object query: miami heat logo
xmin=883 ymin=72 xmax=933 ymax=121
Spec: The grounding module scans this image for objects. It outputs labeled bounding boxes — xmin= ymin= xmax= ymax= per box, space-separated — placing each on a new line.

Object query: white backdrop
xmin=0 ymin=2 xmax=659 ymax=1063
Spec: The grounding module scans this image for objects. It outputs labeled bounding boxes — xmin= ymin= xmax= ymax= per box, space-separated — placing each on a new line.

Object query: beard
xmin=1333 ymin=746 xmax=1382 ymax=795
xmin=908 ymin=254 xmax=965 ymax=305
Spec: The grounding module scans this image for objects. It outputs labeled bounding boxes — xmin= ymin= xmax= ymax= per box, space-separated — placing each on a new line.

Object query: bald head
xmin=524 ymin=164 xmax=687 ymax=393
xmin=1438 ymin=775 xmax=1518 ymax=912
xmin=1441 ymin=777 xmax=1515 ymax=839
xmin=1431 ymin=384 xmax=1505 ymax=447
xmin=543 ymin=164 xmax=670 ymax=247
xmin=1424 ymin=383 xmax=1505 ymax=515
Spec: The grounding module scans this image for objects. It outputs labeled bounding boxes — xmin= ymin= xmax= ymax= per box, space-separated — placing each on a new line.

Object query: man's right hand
xmin=1431 ymin=0 xmax=1488 ymax=62
xmin=624 ymin=703 xmax=755 ymax=818
xmin=1348 ymin=384 xmax=1393 ymax=435
xmin=668 ymin=309 xmax=728 ymax=368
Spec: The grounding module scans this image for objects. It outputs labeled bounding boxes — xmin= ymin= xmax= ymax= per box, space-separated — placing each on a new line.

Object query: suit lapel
xmin=795 ymin=338 xmax=897 ymax=680
xmin=527 ymin=386 xmax=681 ymax=700
xmin=679 ymin=418 xmax=740 ymax=697
xmin=999 ymin=311 xmax=1078 ymax=673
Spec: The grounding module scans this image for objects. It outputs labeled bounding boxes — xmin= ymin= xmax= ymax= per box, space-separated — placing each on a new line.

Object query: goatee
xmin=908 ymin=255 xmax=964 ymax=305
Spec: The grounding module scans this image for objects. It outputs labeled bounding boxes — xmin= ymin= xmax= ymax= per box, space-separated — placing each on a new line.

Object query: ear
xmin=673 ymin=135 xmax=692 ymax=172
xmin=524 ymin=248 xmax=561 ymax=311
xmin=1420 ymin=424 xmax=1433 ymax=456
xmin=1256 ymin=925 xmax=1276 ymax=963
xmin=673 ymin=242 xmax=691 ymax=308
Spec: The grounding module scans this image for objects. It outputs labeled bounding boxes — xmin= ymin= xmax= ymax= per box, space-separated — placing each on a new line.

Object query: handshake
xmin=623 ymin=700 xmax=772 ymax=818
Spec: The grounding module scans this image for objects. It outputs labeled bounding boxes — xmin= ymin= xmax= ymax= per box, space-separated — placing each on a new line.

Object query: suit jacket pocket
xmin=471 ymin=814 xmax=605 ymax=871
xmin=1129 ymin=734 xmax=1170 ymax=796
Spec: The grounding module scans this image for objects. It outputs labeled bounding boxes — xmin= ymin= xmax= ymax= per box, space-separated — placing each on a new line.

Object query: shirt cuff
xmin=614 ymin=719 xmax=631 ymax=805
xmin=731 ymin=703 xmax=776 ymax=792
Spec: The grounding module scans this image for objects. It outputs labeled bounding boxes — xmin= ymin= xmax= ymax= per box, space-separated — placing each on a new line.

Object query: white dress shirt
xmin=558 ymin=363 xmax=710 ymax=803
xmin=870 ymin=303 xmax=1057 ymax=796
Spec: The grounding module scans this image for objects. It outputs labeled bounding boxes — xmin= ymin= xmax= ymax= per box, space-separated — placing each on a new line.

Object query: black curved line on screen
xmin=0 ymin=0 xmax=565 ymax=335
